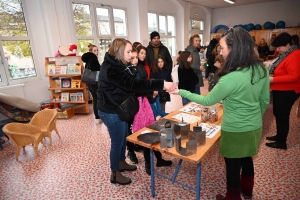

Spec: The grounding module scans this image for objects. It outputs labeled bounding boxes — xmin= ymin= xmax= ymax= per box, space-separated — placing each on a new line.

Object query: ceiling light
xmin=195 ymin=13 xmax=198 ymax=16
xmin=224 ymin=0 xmax=235 ymax=4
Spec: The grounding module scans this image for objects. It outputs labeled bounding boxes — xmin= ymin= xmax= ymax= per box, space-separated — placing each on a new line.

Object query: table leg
xmin=196 ymin=162 xmax=201 ymax=200
xmin=150 ymin=149 xmax=155 ymax=197
xmin=172 ymin=159 xmax=182 ymax=182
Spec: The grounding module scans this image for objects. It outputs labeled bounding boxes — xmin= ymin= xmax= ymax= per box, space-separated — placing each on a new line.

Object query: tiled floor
xmin=0 ymin=81 xmax=299 ymax=199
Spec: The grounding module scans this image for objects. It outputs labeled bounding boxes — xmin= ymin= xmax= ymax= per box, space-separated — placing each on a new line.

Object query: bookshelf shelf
xmin=45 ymin=56 xmax=90 ymax=114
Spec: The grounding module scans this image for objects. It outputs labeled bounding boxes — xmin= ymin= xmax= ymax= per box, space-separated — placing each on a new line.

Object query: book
xmin=55 ymin=79 xmax=61 ymax=88
xmin=67 ymin=64 xmax=81 ymax=74
xmin=60 ymin=77 xmax=72 ymax=88
xmin=70 ymin=93 xmax=77 ymax=102
xmin=76 ymin=92 xmax=84 ymax=102
xmin=60 ymin=65 xmax=67 ymax=74
xmin=47 ymin=64 xmax=55 ymax=75
xmin=61 ymin=92 xmax=69 ymax=102
xmin=71 ymin=80 xmax=81 ymax=88
xmin=55 ymin=66 xmax=61 ymax=74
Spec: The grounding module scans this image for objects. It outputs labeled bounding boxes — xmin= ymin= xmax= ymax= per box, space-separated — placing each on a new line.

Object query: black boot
xmin=156 ymin=159 xmax=172 ymax=167
xmin=127 ymin=150 xmax=138 ymax=164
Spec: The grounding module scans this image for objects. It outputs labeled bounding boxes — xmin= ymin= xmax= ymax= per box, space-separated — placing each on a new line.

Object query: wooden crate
xmin=57 ymin=106 xmax=74 ymax=119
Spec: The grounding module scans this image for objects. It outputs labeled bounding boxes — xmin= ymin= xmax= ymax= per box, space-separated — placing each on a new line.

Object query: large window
xmin=72 ymin=3 xmax=128 ymax=62
xmin=189 ymin=19 xmax=204 ymax=46
xmin=147 ymin=13 xmax=176 ymax=56
xmin=0 ymin=0 xmax=37 ymax=86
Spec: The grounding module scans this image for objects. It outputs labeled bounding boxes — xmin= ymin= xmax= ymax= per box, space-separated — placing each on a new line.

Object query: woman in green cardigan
xmin=170 ymin=28 xmax=270 ymax=200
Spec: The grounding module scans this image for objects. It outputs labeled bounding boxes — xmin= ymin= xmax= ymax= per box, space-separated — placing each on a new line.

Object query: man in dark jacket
xmin=146 ymin=31 xmax=173 ymax=71
xmin=206 ymin=35 xmax=220 ymax=78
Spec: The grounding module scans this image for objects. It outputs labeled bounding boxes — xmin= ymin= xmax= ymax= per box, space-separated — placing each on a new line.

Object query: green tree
xmin=0 ymin=0 xmax=31 ymax=57
xmin=72 ymin=3 xmax=92 ymax=36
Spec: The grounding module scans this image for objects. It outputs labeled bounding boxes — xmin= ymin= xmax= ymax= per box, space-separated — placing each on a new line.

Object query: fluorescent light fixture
xmin=224 ymin=0 xmax=235 ymax=4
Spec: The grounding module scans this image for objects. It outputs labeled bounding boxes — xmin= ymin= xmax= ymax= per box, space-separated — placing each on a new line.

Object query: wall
xmin=212 ymin=0 xmax=300 ymax=29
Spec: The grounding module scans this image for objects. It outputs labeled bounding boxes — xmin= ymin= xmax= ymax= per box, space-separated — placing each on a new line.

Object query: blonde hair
xmin=189 ymin=34 xmax=200 ymax=46
xmin=88 ymin=43 xmax=97 ymax=52
xmin=108 ymin=38 xmax=132 ymax=64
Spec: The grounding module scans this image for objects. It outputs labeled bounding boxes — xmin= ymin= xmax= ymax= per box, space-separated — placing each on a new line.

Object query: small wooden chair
xmin=2 ymin=123 xmax=45 ymax=161
xmin=29 ymin=109 xmax=60 ymax=146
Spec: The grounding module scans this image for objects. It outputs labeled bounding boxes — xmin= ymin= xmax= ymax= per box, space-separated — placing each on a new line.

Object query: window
xmin=189 ymin=20 xmax=204 ymax=46
xmin=0 ymin=0 xmax=37 ymax=86
xmin=72 ymin=2 xmax=128 ymax=62
xmin=147 ymin=13 xmax=176 ymax=56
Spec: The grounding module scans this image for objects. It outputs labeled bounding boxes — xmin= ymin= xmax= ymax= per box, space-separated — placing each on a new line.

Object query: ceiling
xmin=186 ymin=0 xmax=282 ymax=9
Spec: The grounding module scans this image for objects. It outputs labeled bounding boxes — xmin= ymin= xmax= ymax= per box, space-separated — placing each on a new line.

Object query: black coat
xmin=178 ymin=66 xmax=199 ymax=93
xmin=97 ymin=53 xmax=164 ymax=114
xmin=136 ymin=60 xmax=148 ymax=80
xmin=81 ymin=52 xmax=101 ymax=71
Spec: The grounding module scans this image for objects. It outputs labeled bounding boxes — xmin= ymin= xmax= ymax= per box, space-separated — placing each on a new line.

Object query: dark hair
xmin=151 ymin=55 xmax=168 ymax=74
xmin=259 ymin=39 xmax=267 ymax=47
xmin=291 ymin=34 xmax=299 ymax=45
xmin=214 ymin=54 xmax=225 ymax=65
xmin=178 ymin=51 xmax=191 ymax=69
xmin=212 ymin=43 xmax=220 ymax=57
xmin=178 ymin=51 xmax=182 ymax=55
xmin=219 ymin=28 xmax=267 ymax=84
xmin=271 ymin=32 xmax=292 ymax=47
xmin=136 ymin=45 xmax=148 ymax=65
xmin=131 ymin=47 xmax=137 ymax=53
xmin=132 ymin=42 xmax=142 ymax=49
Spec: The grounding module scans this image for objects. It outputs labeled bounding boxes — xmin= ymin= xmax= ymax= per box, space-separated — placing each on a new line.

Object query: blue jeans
xmin=98 ymin=110 xmax=128 ymax=171
xmin=194 ymin=87 xmax=201 ymax=95
xmin=182 ymin=97 xmax=190 ymax=106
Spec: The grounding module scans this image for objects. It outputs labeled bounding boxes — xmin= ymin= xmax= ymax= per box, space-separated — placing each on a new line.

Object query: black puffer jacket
xmin=81 ymin=52 xmax=101 ymax=71
xmin=97 ymin=52 xmax=164 ymax=114
xmin=146 ymin=42 xmax=173 ymax=71
xmin=136 ymin=60 xmax=148 ymax=80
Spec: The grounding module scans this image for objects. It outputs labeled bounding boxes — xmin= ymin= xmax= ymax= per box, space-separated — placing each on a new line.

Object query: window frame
xmin=0 ymin=0 xmax=40 ymax=87
xmin=147 ymin=12 xmax=176 ymax=56
xmin=70 ymin=1 xmax=128 ymax=62
xmin=189 ymin=18 xmax=204 ymax=46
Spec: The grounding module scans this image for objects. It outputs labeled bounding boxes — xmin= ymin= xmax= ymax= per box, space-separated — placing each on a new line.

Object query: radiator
xmin=0 ymin=84 xmax=25 ymax=99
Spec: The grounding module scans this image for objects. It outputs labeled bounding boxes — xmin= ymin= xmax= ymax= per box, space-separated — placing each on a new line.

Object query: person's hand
xmin=153 ymin=91 xmax=158 ymax=98
xmin=156 ymin=116 xmax=161 ymax=121
xmin=163 ymin=81 xmax=176 ymax=92
xmin=200 ymin=65 xmax=205 ymax=70
xmin=269 ymin=76 xmax=274 ymax=83
xmin=169 ymin=89 xmax=179 ymax=95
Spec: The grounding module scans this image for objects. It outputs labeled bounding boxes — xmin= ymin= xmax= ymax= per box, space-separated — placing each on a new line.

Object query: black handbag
xmin=102 ymin=90 xmax=139 ymax=121
xmin=81 ymin=63 xmax=99 ymax=85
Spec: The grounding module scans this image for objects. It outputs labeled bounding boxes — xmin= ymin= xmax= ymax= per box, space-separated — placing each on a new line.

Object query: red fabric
xmin=132 ymin=97 xmax=155 ymax=132
xmin=240 ymin=174 xmax=254 ymax=197
xmin=271 ymin=50 xmax=300 ymax=93
xmin=225 ymin=186 xmax=242 ymax=200
xmin=144 ymin=64 xmax=150 ymax=80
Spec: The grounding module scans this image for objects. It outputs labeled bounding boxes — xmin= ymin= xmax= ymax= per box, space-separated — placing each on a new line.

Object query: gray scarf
xmin=269 ymin=45 xmax=298 ymax=75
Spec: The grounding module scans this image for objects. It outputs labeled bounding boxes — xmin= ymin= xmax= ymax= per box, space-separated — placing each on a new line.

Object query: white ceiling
xmin=187 ymin=0 xmax=282 ymax=9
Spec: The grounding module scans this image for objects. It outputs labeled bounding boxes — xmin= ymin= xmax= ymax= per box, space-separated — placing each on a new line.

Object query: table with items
xmin=127 ymin=103 xmax=223 ymax=200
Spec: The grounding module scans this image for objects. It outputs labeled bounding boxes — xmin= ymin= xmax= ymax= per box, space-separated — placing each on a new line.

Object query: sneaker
xmin=95 ymin=119 xmax=102 ymax=124
xmin=208 ymin=73 xmax=215 ymax=91
xmin=156 ymin=159 xmax=172 ymax=167
xmin=127 ymin=151 xmax=138 ymax=164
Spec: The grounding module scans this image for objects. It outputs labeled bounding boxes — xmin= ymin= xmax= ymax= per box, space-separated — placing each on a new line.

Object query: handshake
xmin=163 ymin=81 xmax=179 ymax=95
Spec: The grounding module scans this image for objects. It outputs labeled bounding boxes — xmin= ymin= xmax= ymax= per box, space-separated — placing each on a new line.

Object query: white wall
xmin=212 ymin=0 xmax=300 ymax=29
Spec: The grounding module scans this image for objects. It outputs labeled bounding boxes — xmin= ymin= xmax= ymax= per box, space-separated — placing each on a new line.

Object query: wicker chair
xmin=2 ymin=123 xmax=45 ymax=161
xmin=29 ymin=109 xmax=60 ymax=146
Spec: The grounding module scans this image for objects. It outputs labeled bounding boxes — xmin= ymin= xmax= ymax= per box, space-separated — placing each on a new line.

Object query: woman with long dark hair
xmin=170 ymin=28 xmax=269 ymax=199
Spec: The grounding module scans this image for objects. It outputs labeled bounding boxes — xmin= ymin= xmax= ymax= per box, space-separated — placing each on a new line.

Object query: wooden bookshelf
xmin=45 ymin=56 xmax=90 ymax=114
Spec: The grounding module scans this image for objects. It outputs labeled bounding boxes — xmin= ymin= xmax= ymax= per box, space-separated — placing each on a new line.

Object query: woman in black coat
xmin=97 ymin=38 xmax=175 ymax=186
xmin=81 ymin=44 xmax=101 ymax=124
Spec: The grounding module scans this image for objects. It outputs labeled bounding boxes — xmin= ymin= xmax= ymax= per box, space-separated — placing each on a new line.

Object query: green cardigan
xmin=179 ymin=67 xmax=270 ymax=158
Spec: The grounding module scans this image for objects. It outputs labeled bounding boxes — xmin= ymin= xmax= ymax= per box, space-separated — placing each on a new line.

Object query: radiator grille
xmin=0 ymin=84 xmax=25 ymax=99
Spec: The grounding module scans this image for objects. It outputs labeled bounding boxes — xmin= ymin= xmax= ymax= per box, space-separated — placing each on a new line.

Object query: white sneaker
xmin=95 ymin=119 xmax=102 ymax=124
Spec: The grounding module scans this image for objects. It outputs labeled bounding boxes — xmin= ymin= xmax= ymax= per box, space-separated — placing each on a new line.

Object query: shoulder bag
xmin=81 ymin=62 xmax=99 ymax=85
xmin=102 ymin=90 xmax=139 ymax=121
